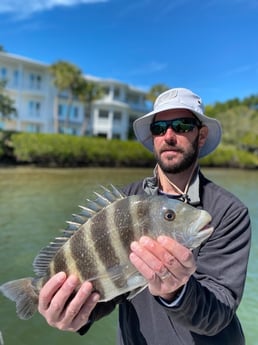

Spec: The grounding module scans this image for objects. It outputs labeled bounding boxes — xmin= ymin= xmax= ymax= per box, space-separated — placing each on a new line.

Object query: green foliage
xmin=205 ymin=95 xmax=258 ymax=155
xmin=0 ymin=80 xmax=17 ymax=119
xmin=0 ymin=130 xmax=16 ymax=163
xmin=146 ymin=84 xmax=170 ymax=105
xmin=200 ymin=145 xmax=258 ymax=169
xmin=11 ymin=132 xmax=155 ymax=167
xmin=49 ymin=60 xmax=83 ymax=92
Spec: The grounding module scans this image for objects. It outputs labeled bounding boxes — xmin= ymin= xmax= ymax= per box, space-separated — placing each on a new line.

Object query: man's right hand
xmin=38 ymin=272 xmax=100 ymax=332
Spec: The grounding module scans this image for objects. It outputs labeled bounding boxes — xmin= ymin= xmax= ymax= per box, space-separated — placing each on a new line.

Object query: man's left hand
xmin=129 ymin=235 xmax=196 ymax=302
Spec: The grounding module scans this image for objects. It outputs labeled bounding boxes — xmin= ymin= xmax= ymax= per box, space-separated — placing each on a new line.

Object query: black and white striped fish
xmin=0 ymin=185 xmax=213 ymax=320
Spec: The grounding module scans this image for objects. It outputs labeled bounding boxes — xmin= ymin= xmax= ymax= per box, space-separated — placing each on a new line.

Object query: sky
xmin=0 ymin=0 xmax=257 ymax=105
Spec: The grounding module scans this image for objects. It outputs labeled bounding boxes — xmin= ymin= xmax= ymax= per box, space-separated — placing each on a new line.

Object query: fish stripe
xmin=90 ymin=208 xmax=120 ymax=268
xmin=69 ymin=228 xmax=99 ymax=284
xmin=52 ymin=247 xmax=69 ymax=275
xmin=89 ymin=205 xmax=130 ymax=294
xmin=115 ymin=197 xmax=136 ymax=253
xmin=136 ymin=197 xmax=151 ymax=236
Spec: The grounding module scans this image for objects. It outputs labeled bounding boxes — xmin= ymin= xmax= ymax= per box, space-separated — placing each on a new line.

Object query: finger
xmin=62 ymin=281 xmax=98 ymax=324
xmin=38 ymin=272 xmax=67 ymax=313
xmin=137 ymin=237 xmax=181 ymax=276
xmin=132 ymin=236 xmax=194 ymax=286
xmin=68 ymin=284 xmax=100 ymax=331
xmin=42 ymin=275 xmax=80 ymax=324
xmin=157 ymin=236 xmax=195 ymax=270
xmin=129 ymin=251 xmax=156 ymax=281
xmin=130 ymin=240 xmax=164 ymax=278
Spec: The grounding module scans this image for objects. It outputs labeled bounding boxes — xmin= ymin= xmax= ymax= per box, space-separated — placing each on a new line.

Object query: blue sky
xmin=0 ymin=0 xmax=257 ymax=105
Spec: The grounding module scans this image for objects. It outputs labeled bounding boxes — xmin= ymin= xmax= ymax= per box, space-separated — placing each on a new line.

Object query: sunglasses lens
xmin=150 ymin=118 xmax=201 ymax=136
xmin=173 ymin=121 xmax=195 ymax=133
xmin=150 ymin=122 xmax=167 ymax=135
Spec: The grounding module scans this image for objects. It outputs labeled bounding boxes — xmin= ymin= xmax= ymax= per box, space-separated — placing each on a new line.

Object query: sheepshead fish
xmin=0 ymin=185 xmax=213 ymax=320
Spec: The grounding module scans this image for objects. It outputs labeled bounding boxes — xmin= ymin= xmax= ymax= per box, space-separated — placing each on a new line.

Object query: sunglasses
xmin=150 ymin=117 xmax=202 ymax=136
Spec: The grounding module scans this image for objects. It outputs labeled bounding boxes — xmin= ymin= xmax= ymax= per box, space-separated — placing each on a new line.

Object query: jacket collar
xmin=142 ymin=166 xmax=201 ymax=206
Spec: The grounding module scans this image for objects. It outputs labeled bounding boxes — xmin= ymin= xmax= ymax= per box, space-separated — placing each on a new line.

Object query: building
xmin=0 ymin=51 xmax=149 ymax=140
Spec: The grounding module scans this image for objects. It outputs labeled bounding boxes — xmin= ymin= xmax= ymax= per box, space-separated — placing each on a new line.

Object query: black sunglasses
xmin=150 ymin=117 xmax=202 ymax=136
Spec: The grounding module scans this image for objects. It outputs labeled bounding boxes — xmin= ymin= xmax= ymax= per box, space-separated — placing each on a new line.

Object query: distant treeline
xmin=0 ymin=94 xmax=258 ymax=169
xmin=0 ymin=131 xmax=257 ymax=169
xmin=0 ymin=131 xmax=155 ymax=167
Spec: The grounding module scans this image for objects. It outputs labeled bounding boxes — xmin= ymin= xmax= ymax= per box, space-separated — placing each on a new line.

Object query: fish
xmin=0 ymin=185 xmax=213 ymax=321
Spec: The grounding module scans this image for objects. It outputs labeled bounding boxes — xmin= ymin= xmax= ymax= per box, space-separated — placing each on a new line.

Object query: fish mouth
xmin=198 ymin=224 xmax=214 ymax=238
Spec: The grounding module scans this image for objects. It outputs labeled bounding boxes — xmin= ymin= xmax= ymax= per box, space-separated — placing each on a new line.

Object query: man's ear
xmin=198 ymin=126 xmax=208 ymax=148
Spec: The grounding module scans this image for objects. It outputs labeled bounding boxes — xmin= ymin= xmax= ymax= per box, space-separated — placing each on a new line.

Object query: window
xmin=114 ymin=111 xmax=122 ymax=121
xmin=103 ymin=86 xmax=109 ymax=95
xmin=29 ymin=73 xmax=42 ymax=90
xmin=0 ymin=67 xmax=7 ymax=80
xmin=114 ymin=87 xmax=120 ymax=99
xmin=58 ymin=104 xmax=66 ymax=118
xmin=72 ymin=106 xmax=79 ymax=119
xmin=25 ymin=123 xmax=41 ymax=133
xmin=13 ymin=70 xmax=19 ymax=87
xmin=126 ymin=92 xmax=140 ymax=104
xmin=28 ymin=100 xmax=41 ymax=117
xmin=99 ymin=110 xmax=109 ymax=119
xmin=36 ymin=75 xmax=42 ymax=89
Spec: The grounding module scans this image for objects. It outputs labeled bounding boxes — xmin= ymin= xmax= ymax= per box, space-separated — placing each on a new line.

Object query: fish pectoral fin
xmin=106 ymin=265 xmax=129 ymax=285
xmin=127 ymin=271 xmax=146 ymax=287
xmin=126 ymin=272 xmax=148 ymax=299
xmin=87 ymin=265 xmax=127 ymax=287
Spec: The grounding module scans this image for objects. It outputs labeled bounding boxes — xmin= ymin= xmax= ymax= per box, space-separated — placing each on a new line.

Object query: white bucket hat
xmin=133 ymin=87 xmax=222 ymax=158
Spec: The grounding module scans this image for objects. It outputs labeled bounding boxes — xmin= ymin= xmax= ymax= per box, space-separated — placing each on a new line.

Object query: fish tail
xmin=0 ymin=277 xmax=39 ymax=320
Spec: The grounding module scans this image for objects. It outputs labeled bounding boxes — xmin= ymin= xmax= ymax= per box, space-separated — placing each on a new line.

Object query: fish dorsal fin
xmin=32 ymin=185 xmax=125 ymax=277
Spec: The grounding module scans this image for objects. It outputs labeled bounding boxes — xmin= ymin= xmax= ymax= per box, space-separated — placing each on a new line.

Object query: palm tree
xmin=76 ymin=79 xmax=104 ymax=136
xmin=49 ymin=60 xmax=83 ymax=133
xmin=146 ymin=83 xmax=170 ymax=105
xmin=0 ymin=80 xmax=17 ymax=120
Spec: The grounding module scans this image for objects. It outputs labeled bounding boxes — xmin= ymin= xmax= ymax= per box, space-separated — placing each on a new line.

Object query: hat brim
xmin=133 ymin=106 xmax=222 ymax=158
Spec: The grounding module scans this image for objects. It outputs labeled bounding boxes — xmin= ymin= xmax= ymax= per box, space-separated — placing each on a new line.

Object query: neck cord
xmin=156 ymin=163 xmax=197 ymax=203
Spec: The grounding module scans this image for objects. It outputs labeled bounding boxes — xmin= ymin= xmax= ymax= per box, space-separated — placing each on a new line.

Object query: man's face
xmin=152 ymin=109 xmax=208 ymax=174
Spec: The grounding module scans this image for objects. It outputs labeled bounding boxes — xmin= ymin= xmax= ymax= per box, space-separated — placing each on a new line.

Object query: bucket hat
xmin=133 ymin=88 xmax=222 ymax=158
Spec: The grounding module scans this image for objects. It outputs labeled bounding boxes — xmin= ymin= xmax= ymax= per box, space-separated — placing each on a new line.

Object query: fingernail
xmin=92 ymin=293 xmax=100 ymax=303
xmin=157 ymin=236 xmax=166 ymax=244
xmin=56 ymin=271 xmax=66 ymax=282
xmin=67 ymin=275 xmax=78 ymax=287
xmin=130 ymin=241 xmax=138 ymax=250
xmin=139 ymin=236 xmax=149 ymax=245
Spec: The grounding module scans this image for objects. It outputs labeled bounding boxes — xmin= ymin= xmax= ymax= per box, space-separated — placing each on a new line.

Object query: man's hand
xmin=38 ymin=272 xmax=100 ymax=332
xmin=129 ymin=236 xmax=196 ymax=302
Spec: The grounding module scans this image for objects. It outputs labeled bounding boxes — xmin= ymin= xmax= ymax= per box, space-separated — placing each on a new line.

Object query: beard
xmin=154 ymin=135 xmax=199 ymax=174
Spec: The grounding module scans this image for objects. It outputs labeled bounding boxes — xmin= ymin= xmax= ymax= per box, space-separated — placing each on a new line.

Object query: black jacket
xmin=80 ymin=171 xmax=251 ymax=345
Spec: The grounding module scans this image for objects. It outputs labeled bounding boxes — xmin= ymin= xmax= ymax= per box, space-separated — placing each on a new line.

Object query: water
xmin=0 ymin=167 xmax=257 ymax=345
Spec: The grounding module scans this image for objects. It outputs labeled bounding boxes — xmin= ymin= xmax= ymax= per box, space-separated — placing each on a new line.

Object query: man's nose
xmin=164 ymin=126 xmax=177 ymax=139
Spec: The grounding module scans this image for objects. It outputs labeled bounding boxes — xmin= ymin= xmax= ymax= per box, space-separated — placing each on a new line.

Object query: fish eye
xmin=164 ymin=209 xmax=176 ymax=221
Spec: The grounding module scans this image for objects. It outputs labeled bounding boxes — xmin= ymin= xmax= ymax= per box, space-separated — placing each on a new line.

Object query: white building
xmin=0 ymin=51 xmax=149 ymax=140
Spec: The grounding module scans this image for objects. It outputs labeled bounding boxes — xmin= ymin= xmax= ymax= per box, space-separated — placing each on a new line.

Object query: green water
xmin=0 ymin=167 xmax=257 ymax=345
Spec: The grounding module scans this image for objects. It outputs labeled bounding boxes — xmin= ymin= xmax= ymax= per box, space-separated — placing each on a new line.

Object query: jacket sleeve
xmin=160 ymin=194 xmax=251 ymax=336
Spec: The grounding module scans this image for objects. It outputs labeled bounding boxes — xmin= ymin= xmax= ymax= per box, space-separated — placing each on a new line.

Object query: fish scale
xmin=0 ymin=185 xmax=214 ymax=320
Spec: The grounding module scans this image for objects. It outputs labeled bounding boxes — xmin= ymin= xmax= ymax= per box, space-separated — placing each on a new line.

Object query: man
xmin=38 ymin=88 xmax=251 ymax=344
